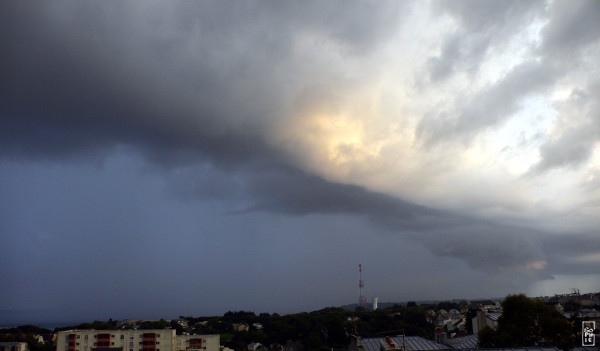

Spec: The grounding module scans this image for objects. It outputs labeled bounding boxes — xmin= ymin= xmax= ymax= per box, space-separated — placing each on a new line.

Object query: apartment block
xmin=0 ymin=342 xmax=29 ymax=351
xmin=56 ymin=330 xmax=218 ymax=351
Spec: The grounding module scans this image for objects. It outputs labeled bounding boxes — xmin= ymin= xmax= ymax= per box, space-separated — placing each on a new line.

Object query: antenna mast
xmin=359 ymin=264 xmax=366 ymax=309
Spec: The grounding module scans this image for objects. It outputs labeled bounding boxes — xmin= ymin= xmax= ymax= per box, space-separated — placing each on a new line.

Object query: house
xmin=175 ymin=320 xmax=189 ymax=329
xmin=33 ymin=336 xmax=45 ymax=344
xmin=117 ymin=320 xmax=138 ymax=329
xmin=232 ymin=323 xmax=249 ymax=332
xmin=247 ymin=342 xmax=261 ymax=351
xmin=451 ymin=319 xmax=465 ymax=333
xmin=472 ymin=310 xmax=500 ymax=334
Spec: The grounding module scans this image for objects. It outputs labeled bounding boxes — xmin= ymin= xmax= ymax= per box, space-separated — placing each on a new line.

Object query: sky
xmin=1 ymin=0 xmax=600 ymax=325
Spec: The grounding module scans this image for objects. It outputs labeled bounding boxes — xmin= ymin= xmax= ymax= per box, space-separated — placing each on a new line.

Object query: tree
xmin=478 ymin=294 xmax=574 ymax=350
xmin=139 ymin=319 xmax=169 ymax=330
xmin=169 ymin=320 xmax=184 ymax=335
xmin=464 ymin=309 xmax=476 ymax=334
xmin=477 ymin=327 xmax=496 ymax=347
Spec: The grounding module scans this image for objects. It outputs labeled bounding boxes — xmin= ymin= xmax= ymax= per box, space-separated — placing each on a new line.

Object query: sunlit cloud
xmin=526 ymin=260 xmax=547 ymax=271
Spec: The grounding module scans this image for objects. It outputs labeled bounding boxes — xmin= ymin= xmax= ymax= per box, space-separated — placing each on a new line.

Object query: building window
xmin=130 ymin=343 xmax=133 ymax=347
xmin=85 ymin=336 xmax=88 ymax=340
xmin=77 ymin=336 xmax=80 ymax=339
xmin=120 ymin=336 xmax=124 ymax=340
xmin=156 ymin=342 xmax=159 ymax=345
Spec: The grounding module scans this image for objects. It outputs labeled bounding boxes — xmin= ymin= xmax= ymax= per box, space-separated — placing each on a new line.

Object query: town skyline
xmin=2 ymin=289 xmax=597 ymax=329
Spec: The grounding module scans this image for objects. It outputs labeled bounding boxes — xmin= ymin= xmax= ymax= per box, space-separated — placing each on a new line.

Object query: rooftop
xmin=445 ymin=335 xmax=478 ymax=349
xmin=359 ymin=336 xmax=448 ymax=351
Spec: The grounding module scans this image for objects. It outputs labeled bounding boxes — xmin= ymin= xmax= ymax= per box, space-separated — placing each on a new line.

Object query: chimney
xmin=435 ymin=327 xmax=448 ymax=345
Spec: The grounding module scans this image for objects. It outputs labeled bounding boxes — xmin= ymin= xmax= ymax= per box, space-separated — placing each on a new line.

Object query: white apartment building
xmin=56 ymin=330 xmax=219 ymax=351
xmin=0 ymin=342 xmax=30 ymax=351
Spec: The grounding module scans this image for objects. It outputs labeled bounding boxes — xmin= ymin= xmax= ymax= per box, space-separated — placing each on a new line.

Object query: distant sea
xmin=0 ymin=320 xmax=83 ymax=330
xmin=0 ymin=309 xmax=86 ymax=330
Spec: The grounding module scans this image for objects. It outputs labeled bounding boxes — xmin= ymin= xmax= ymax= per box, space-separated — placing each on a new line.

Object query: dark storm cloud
xmin=0 ymin=1 xmax=406 ymax=162
xmin=1 ymin=2 xmax=271 ymax=164
xmin=1 ymin=0 xmax=599 ymax=309
xmin=170 ymin=160 xmax=600 ymax=280
xmin=238 ymin=161 xmax=600 ymax=281
xmin=540 ymin=232 xmax=600 ymax=276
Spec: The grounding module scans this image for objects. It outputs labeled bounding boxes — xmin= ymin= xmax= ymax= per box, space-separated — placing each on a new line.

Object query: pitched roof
xmin=359 ymin=336 xmax=451 ymax=351
xmin=486 ymin=312 xmax=501 ymax=321
xmin=446 ymin=335 xmax=478 ymax=349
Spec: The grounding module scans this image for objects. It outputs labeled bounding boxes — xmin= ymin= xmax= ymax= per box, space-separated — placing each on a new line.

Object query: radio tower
xmin=358 ymin=264 xmax=366 ymax=309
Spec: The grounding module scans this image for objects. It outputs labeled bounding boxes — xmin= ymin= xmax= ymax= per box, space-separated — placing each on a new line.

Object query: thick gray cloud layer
xmin=1 ymin=1 xmax=600 ymax=322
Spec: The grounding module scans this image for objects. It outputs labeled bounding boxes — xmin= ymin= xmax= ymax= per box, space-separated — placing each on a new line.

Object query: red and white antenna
xmin=358 ymin=264 xmax=366 ymax=309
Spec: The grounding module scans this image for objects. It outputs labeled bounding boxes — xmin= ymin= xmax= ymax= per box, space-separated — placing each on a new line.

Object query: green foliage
xmin=218 ymin=306 xmax=428 ymax=350
xmin=219 ymin=333 xmax=233 ymax=343
xmin=464 ymin=309 xmax=476 ymax=334
xmin=563 ymin=300 xmax=580 ymax=312
xmin=169 ymin=320 xmax=184 ymax=335
xmin=139 ymin=319 xmax=169 ymax=330
xmin=223 ymin=311 xmax=256 ymax=321
xmin=478 ymin=294 xmax=575 ymax=350
xmin=477 ymin=326 xmax=496 ymax=347
xmin=56 ymin=319 xmax=118 ymax=332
